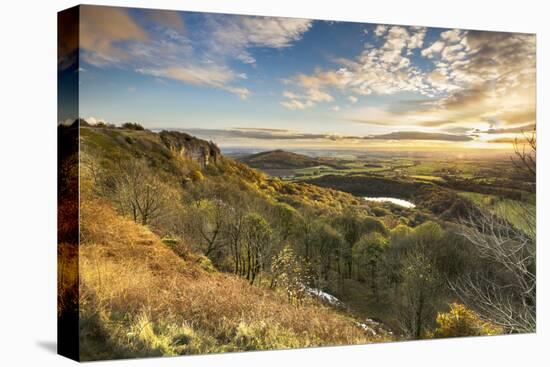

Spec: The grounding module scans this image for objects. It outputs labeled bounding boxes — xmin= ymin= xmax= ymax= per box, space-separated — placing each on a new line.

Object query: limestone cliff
xmin=159 ymin=130 xmax=220 ymax=169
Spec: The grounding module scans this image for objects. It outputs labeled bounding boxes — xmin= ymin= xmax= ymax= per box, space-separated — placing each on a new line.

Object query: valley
xmin=59 ymin=121 xmax=535 ymax=360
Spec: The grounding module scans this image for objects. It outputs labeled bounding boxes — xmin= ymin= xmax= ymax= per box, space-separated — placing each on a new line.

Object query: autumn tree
xmin=271 ymin=246 xmax=311 ymax=305
xmin=310 ymin=222 xmax=345 ymax=289
xmin=242 ymin=213 xmax=272 ymax=285
xmin=352 ymin=232 xmax=388 ymax=298
xmin=385 ymin=222 xmax=446 ymax=338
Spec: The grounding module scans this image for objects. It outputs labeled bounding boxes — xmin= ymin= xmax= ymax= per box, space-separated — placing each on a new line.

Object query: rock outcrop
xmin=159 ymin=130 xmax=220 ymax=169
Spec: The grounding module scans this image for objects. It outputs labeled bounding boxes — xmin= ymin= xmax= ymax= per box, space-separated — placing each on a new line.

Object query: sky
xmin=59 ymin=5 xmax=536 ymax=151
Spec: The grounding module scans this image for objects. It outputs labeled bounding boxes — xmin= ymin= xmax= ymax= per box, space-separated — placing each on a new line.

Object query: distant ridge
xmin=239 ymin=149 xmax=327 ymax=169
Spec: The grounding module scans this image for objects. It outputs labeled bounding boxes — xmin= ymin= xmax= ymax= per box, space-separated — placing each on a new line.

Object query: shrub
xmin=190 ymin=170 xmax=204 ymax=182
xmin=196 ymin=255 xmax=216 ymax=272
xmin=121 ymin=122 xmax=145 ymax=130
xmin=431 ymin=303 xmax=503 ymax=338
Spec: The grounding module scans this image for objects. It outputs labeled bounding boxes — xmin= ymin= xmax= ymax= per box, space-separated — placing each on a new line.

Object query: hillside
xmin=78 ymin=197 xmax=382 ymax=360
xmin=68 ymin=122 xmax=511 ymax=359
xmin=80 ymin=126 xmax=361 ymax=213
xmin=239 ymin=149 xmax=332 ymax=169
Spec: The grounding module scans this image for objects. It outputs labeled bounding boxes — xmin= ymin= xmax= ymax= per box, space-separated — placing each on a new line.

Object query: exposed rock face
xmin=159 ymin=130 xmax=220 ymax=169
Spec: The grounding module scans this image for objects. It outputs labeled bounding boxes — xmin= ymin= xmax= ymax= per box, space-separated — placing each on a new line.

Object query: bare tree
xmin=512 ymin=127 xmax=536 ymax=183
xmin=112 ymin=159 xmax=168 ymax=225
xmin=453 ymin=209 xmax=535 ymax=333
xmin=453 ymin=127 xmax=536 ymax=333
xmin=192 ymin=198 xmax=229 ymax=258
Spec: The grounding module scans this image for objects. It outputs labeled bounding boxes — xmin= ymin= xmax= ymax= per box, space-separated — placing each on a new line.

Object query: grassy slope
xmin=79 ymin=198 xmax=384 ymax=360
xmin=457 ymin=191 xmax=535 ymax=233
xmin=80 ymin=127 xmax=361 ymax=213
xmin=78 ymin=127 xmax=388 ymax=360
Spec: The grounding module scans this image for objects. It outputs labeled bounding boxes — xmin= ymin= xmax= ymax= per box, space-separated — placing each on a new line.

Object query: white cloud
xmin=330 ymin=105 xmax=341 ymax=112
xmin=136 ymin=64 xmax=250 ymax=99
xmin=293 ymin=26 xmax=434 ymax=97
xmin=374 ymin=25 xmax=388 ymax=37
xmin=207 ymin=15 xmax=312 ymax=64
xmin=440 ymin=29 xmax=462 ymax=43
xmin=236 ymin=51 xmax=256 ymax=64
xmin=81 ymin=10 xmax=313 ymax=100
xmin=281 ymin=99 xmax=307 ymax=110
xmin=421 ymin=41 xmax=445 ymax=58
xmin=85 ymin=116 xmax=107 ymax=125
xmin=348 ymin=95 xmax=358 ymax=104
xmin=283 ymin=91 xmax=301 ymax=99
xmin=307 ymin=89 xmax=334 ymax=103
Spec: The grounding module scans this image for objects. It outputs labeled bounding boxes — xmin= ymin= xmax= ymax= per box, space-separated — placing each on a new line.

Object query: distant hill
xmin=239 ymin=149 xmax=328 ymax=169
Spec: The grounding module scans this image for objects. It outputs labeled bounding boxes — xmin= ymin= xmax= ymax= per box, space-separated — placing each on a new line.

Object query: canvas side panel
xmin=57 ymin=5 xmax=80 ymax=362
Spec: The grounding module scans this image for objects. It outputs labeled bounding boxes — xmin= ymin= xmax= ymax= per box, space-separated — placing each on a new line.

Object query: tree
xmin=270 ymin=202 xmax=299 ymax=245
xmin=189 ymin=198 xmax=229 ymax=258
xmin=450 ymin=129 xmax=535 ymax=333
xmin=352 ymin=232 xmax=388 ymax=297
xmin=311 ymin=222 xmax=344 ymax=288
xmin=271 ymin=246 xmax=311 ymax=305
xmin=226 ymin=204 xmax=246 ymax=275
xmin=297 ymin=208 xmax=318 ymax=261
xmin=111 ymin=158 xmax=168 ymax=225
xmin=384 ymin=222 xmax=446 ymax=338
xmin=333 ymin=209 xmax=387 ymax=278
xmin=512 ymin=127 xmax=536 ymax=183
xmin=397 ymin=251 xmax=442 ymax=339
xmin=242 ymin=213 xmax=272 ymax=285
xmin=453 ymin=208 xmax=536 ymax=333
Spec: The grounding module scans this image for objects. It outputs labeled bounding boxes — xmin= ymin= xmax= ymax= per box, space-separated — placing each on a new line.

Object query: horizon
xmin=59 ymin=5 xmax=536 ymax=152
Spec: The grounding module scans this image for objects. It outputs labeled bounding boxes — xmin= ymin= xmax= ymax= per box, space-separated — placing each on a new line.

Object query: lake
xmin=364 ymin=197 xmax=415 ymax=208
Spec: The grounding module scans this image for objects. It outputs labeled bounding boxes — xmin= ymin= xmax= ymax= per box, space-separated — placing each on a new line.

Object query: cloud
xmin=280 ymin=99 xmax=307 ymax=110
xmin=84 ymin=116 xmax=107 ymax=125
xmin=181 ymin=128 xmax=330 ymax=141
xmin=421 ymin=40 xmax=444 ymax=58
xmin=80 ymin=5 xmax=148 ymax=67
xmin=282 ymin=25 xmax=434 ymax=110
xmin=283 ymin=91 xmax=301 ymax=99
xmin=206 ymin=15 xmax=312 ymax=64
xmin=368 ymin=131 xmax=472 ymax=141
xmin=474 ymin=123 xmax=535 ymax=135
xmin=236 ymin=51 xmax=256 ymax=64
xmin=307 ymin=88 xmax=334 ymax=103
xmin=162 ymin=127 xmax=472 ymax=143
xmin=79 ymin=8 xmax=313 ymax=100
xmin=487 ymin=137 xmax=529 ymax=144
xmin=347 ymin=29 xmax=535 ymax=132
xmin=417 ymin=30 xmax=536 ymax=128
xmin=374 ymin=25 xmax=388 ymax=37
xmin=136 ymin=65 xmax=250 ymax=99
xmin=348 ymin=96 xmax=358 ymax=104
xmin=441 ymin=29 xmax=462 ymax=43
xmin=141 ymin=8 xmax=184 ymax=30
xmin=330 ymin=106 xmax=341 ymax=112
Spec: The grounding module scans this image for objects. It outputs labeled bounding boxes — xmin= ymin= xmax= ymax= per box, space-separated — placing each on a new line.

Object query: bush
xmin=161 ymin=236 xmax=179 ymax=246
xmin=190 ymin=170 xmax=204 ymax=182
xmin=121 ymin=122 xmax=145 ymax=130
xmin=196 ymin=255 xmax=216 ymax=272
xmin=431 ymin=303 xmax=503 ymax=338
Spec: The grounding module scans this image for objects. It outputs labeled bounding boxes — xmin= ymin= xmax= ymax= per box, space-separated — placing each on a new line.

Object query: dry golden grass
xmin=79 ymin=198 xmax=385 ymax=360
